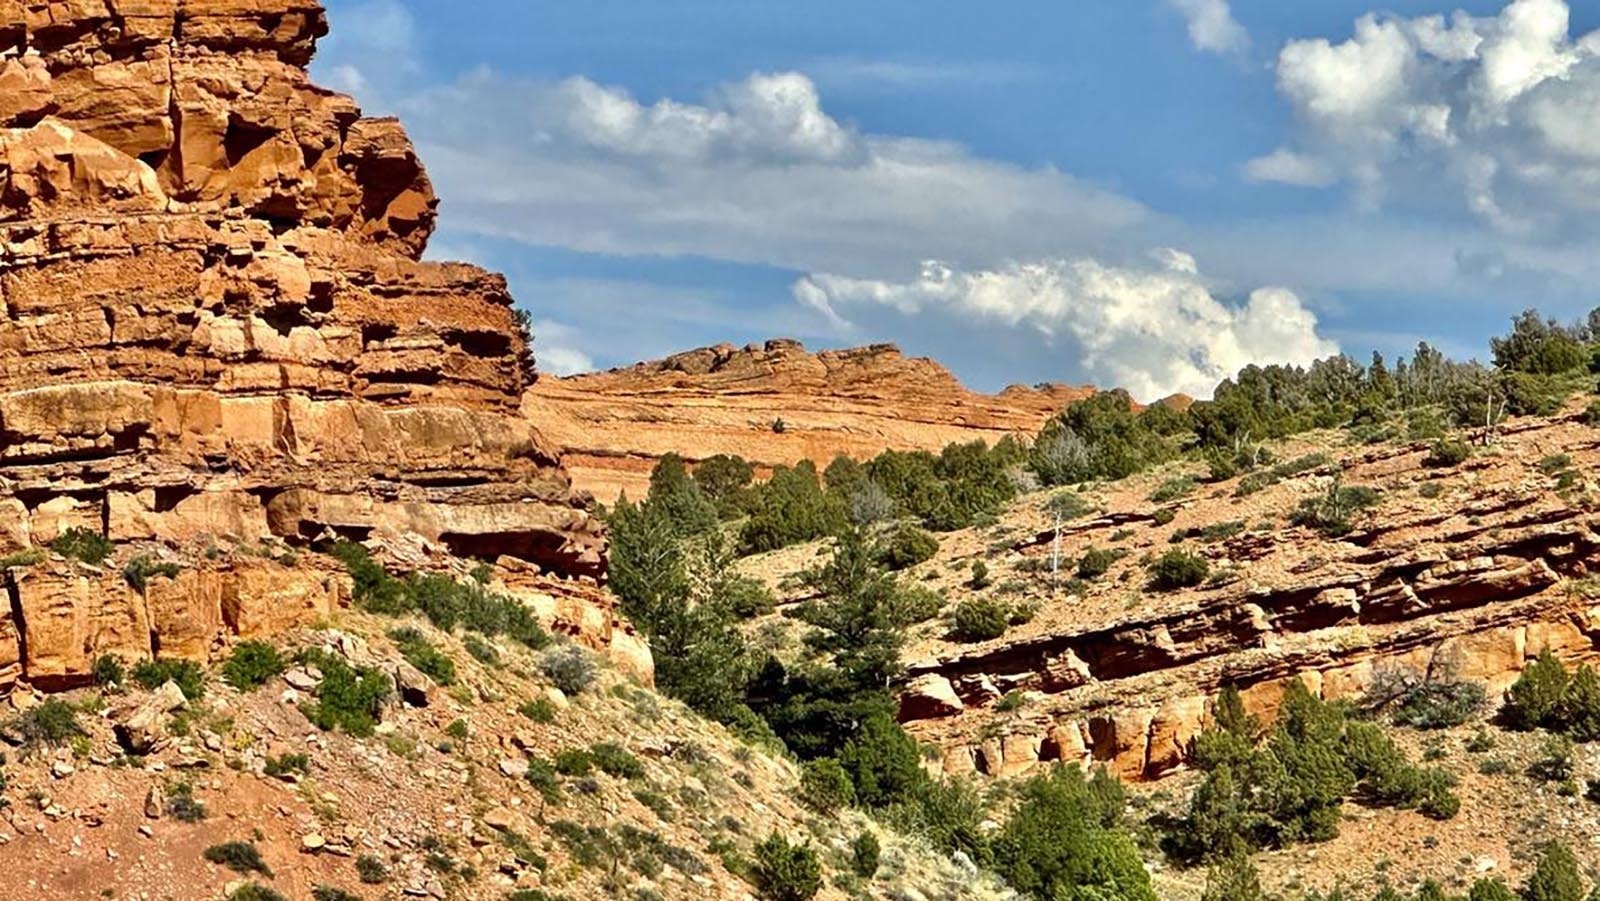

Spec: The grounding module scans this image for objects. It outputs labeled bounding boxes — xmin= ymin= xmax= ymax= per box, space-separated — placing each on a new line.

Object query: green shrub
xmin=968 ymin=560 xmax=991 ymax=589
xmin=1507 ymin=649 xmax=1571 ymax=730
xmin=889 ymin=585 xmax=945 ymax=626
xmin=948 ymin=598 xmax=1010 ymax=642
xmin=996 ymin=691 xmax=1027 ymax=713
xmin=14 ymin=699 xmax=85 ymax=749
xmin=1290 ymin=481 xmax=1380 ymax=537
xmin=166 ymin=781 xmax=206 ymax=822
xmin=526 ymin=759 xmax=561 ymax=805
xmin=1522 ymin=842 xmax=1584 ymax=901
xmin=1468 ymin=878 xmax=1518 ymax=901
xmin=874 ymin=525 xmax=940 ymax=571
xmin=263 ymin=753 xmax=309 ymax=778
xmin=329 ymin=542 xmax=552 ymax=648
xmin=1201 ymin=852 xmax=1266 ymax=901
xmin=1583 ymin=400 xmax=1600 ymax=427
xmin=1171 ymin=679 xmax=1458 ymax=861
xmin=221 ymin=641 xmax=285 ymax=691
xmin=1148 ymin=476 xmax=1197 ymax=503
xmin=836 ymin=713 xmax=924 ymax=810
xmin=798 ymin=758 xmax=855 ymax=814
xmin=310 ymin=887 xmax=361 ymax=901
xmin=50 ymin=527 xmax=113 ymax=565
xmin=1148 ymin=548 xmax=1209 ymax=590
xmin=994 ymin=765 xmax=1157 ymax=901
xmin=355 ymin=854 xmax=388 ymax=884
xmin=389 ymin=628 xmax=456 ymax=686
xmin=1423 ymin=438 xmax=1471 ymax=468
xmin=1031 ymin=392 xmax=1173 ymax=486
xmin=123 ymin=554 xmax=181 ymax=591
xmin=694 ymin=454 xmax=756 ymax=519
xmin=1077 ymin=547 xmax=1119 ymax=579
xmin=330 ymin=541 xmax=409 ymax=614
xmin=1044 ymin=491 xmax=1094 ymax=521
xmin=553 ymin=748 xmax=594 ymax=777
xmin=1368 ymin=670 xmax=1486 ymax=730
xmin=1529 ymin=734 xmax=1575 ymax=783
xmin=740 ymin=462 xmax=847 ymax=554
xmin=1466 ymin=728 xmax=1495 ymax=753
xmin=590 ymin=742 xmax=644 ymax=779
xmin=519 ymin=698 xmax=558 ymax=723
xmin=0 ymin=548 xmax=44 ymax=569
xmin=298 ymin=649 xmax=390 ymax=737
xmin=550 ymin=820 xmax=622 ymax=870
xmin=203 ymin=840 xmax=272 ymax=876
xmin=540 ymin=645 xmax=598 ymax=695
xmin=92 ymin=654 xmax=126 ymax=688
xmin=1419 ymin=482 xmax=1444 ymax=499
xmin=721 ymin=576 xmax=777 ymax=619
xmin=461 ymin=634 xmax=501 ymax=667
xmin=751 ymin=832 xmax=823 ymax=901
xmin=133 ymin=658 xmax=205 ymax=700
xmin=850 ymin=831 xmax=880 ymax=880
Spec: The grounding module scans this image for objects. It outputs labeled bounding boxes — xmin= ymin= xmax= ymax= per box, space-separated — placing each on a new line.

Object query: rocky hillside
xmin=0 ymin=599 xmax=1001 ymax=901
xmin=0 ymin=4 xmax=1024 ymax=901
xmin=523 ymin=339 xmax=1091 ymax=502
xmin=886 ymin=413 xmax=1600 ymax=784
xmin=728 ymin=398 xmax=1600 ymax=897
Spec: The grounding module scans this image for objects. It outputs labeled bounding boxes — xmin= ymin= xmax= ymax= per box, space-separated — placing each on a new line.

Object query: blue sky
xmin=316 ymin=0 xmax=1600 ymax=399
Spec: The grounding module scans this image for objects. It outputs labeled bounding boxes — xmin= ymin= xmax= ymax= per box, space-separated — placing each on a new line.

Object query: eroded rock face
xmin=0 ymin=0 xmax=602 ymax=575
xmin=0 ymin=0 xmax=616 ymax=688
xmin=898 ymin=415 xmax=1600 ymax=783
xmin=524 ymin=339 xmax=1095 ymax=501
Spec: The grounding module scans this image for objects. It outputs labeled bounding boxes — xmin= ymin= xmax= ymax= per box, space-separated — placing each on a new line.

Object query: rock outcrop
xmin=0 ymin=0 xmax=611 ymax=687
xmin=893 ymin=414 xmax=1600 ymax=783
xmin=524 ymin=338 xmax=1090 ymax=501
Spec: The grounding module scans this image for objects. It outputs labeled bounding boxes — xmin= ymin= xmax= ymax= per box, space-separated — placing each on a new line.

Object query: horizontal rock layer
xmin=0 ymin=0 xmax=604 ymax=577
xmin=900 ymin=417 xmax=1600 ymax=782
xmin=524 ymin=339 xmax=1092 ymax=501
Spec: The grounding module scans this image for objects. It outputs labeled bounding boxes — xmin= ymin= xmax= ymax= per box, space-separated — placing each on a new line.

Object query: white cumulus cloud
xmin=528 ymin=318 xmax=596 ymax=376
xmin=793 ymin=252 xmax=1337 ymax=400
xmin=1243 ymin=148 xmax=1339 ymax=187
xmin=1258 ymin=0 xmax=1600 ymax=234
xmin=314 ymin=6 xmax=1151 ymax=280
xmin=1169 ymin=0 xmax=1251 ymax=56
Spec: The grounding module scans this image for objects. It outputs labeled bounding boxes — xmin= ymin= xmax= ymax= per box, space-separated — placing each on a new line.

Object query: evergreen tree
xmin=1508 ymin=649 xmax=1570 ymax=730
xmin=1201 ymin=851 xmax=1266 ymax=901
xmin=646 ymin=453 xmax=720 ymax=537
xmin=1523 ymin=843 xmax=1585 ymax=901
xmin=992 ymin=766 xmax=1158 ymax=901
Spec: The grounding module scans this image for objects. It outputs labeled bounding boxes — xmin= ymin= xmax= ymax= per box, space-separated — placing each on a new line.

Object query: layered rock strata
xmin=899 ymin=416 xmax=1600 ymax=782
xmin=0 ymin=0 xmax=616 ymax=686
xmin=525 ymin=338 xmax=1092 ymax=501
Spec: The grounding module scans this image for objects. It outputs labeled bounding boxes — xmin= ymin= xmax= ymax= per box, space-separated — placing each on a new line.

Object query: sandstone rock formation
xmin=893 ymin=414 xmax=1600 ymax=783
xmin=0 ymin=0 xmax=614 ymax=688
xmin=524 ymin=338 xmax=1091 ymax=501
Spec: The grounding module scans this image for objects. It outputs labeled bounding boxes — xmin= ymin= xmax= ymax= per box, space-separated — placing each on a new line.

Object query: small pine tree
xmin=1467 ymin=879 xmax=1518 ymax=901
xmin=751 ymin=833 xmax=822 ymax=901
xmin=1201 ymin=851 xmax=1266 ymax=901
xmin=1213 ymin=684 xmax=1258 ymax=740
xmin=1509 ymin=649 xmax=1570 ymax=730
xmin=1523 ymin=842 xmax=1585 ymax=901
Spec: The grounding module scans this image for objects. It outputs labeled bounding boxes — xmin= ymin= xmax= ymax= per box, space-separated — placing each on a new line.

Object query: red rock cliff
xmin=0 ymin=0 xmax=603 ymax=579
xmin=524 ymin=339 xmax=1091 ymax=501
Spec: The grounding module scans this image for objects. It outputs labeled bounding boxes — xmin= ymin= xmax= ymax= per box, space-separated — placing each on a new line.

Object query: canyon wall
xmin=0 ymin=0 xmax=631 ymax=687
xmin=524 ymin=339 xmax=1090 ymax=501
